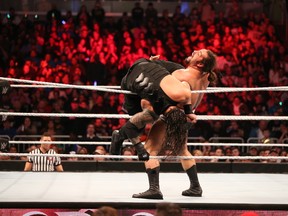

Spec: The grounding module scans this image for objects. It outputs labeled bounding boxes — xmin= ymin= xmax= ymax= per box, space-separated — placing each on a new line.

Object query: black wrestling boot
xmin=109 ymin=129 xmax=126 ymax=155
xmin=182 ymin=165 xmax=203 ymax=197
xmin=132 ymin=167 xmax=163 ymax=199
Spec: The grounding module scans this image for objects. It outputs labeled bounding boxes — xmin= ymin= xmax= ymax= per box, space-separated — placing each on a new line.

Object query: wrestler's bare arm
xmin=172 ymin=68 xmax=210 ymax=111
xmin=159 ymin=75 xmax=192 ymax=105
xmin=180 ymin=80 xmax=199 ymax=110
xmin=192 ymin=77 xmax=210 ymax=110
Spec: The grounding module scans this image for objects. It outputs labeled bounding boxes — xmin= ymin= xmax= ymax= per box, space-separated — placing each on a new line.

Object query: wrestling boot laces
xmin=109 ymin=130 xmax=125 ymax=156
xmin=182 ymin=184 xmax=203 ymax=197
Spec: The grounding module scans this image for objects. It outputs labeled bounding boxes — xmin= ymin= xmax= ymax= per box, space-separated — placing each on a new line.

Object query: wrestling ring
xmin=0 ymin=77 xmax=288 ymax=215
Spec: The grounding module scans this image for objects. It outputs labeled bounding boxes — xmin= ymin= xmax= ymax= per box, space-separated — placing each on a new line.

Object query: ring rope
xmin=12 ymin=84 xmax=285 ymax=93
xmin=0 ymin=112 xmax=128 ymax=119
xmin=189 ymin=86 xmax=288 ymax=93
xmin=2 ymin=77 xmax=288 ymax=94
xmin=10 ymin=84 xmax=123 ymax=89
xmin=8 ymin=141 xmax=288 ymax=147
xmin=0 ymin=152 xmax=287 ymax=160
xmin=0 ymin=77 xmax=134 ymax=95
xmin=10 ymin=84 xmax=254 ymax=91
xmin=10 ymin=84 xmax=126 ymax=93
xmin=1 ymin=112 xmax=288 ymax=121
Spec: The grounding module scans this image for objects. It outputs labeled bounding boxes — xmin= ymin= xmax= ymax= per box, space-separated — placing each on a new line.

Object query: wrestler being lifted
xmin=110 ymin=49 xmax=217 ymax=199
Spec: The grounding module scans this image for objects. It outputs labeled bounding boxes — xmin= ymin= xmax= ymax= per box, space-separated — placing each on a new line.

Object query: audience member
xmin=46 ymin=3 xmax=62 ymax=24
xmin=81 ymin=123 xmax=102 ymax=154
xmin=77 ymin=145 xmax=89 ymax=157
xmin=91 ymin=1 xmax=106 ymax=25
xmin=155 ymin=202 xmax=182 ymax=216
xmin=210 ymin=147 xmax=225 ymax=162
xmin=9 ymin=145 xmax=19 ymax=160
xmin=93 ymin=206 xmax=118 ymax=216
xmin=93 ymin=145 xmax=107 ymax=161
xmin=16 ymin=117 xmax=37 ymax=136
xmin=121 ymin=146 xmax=136 ymax=161
xmin=145 ymin=2 xmax=158 ymax=23
xmin=0 ymin=119 xmax=17 ymax=138
xmin=131 ymin=2 xmax=144 ymax=27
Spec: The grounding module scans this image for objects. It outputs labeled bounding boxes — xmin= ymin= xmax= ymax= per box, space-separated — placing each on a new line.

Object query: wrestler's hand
xmin=186 ymin=113 xmax=197 ymax=124
xmin=149 ymin=55 xmax=160 ymax=61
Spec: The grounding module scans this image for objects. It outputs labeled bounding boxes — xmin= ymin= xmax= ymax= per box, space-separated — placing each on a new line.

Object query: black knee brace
xmin=122 ymin=121 xmax=144 ymax=140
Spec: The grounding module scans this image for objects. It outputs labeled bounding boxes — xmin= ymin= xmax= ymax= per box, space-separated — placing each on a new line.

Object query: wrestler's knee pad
xmin=123 ymin=121 xmax=144 ymax=140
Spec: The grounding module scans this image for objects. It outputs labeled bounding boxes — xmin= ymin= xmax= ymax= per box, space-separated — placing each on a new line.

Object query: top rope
xmin=0 ymin=112 xmax=288 ymax=120
xmin=2 ymin=77 xmax=288 ymax=94
xmin=0 ymin=77 xmax=133 ymax=95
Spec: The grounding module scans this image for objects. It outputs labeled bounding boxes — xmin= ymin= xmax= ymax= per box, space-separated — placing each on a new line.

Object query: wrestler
xmin=110 ymin=49 xmax=217 ymax=199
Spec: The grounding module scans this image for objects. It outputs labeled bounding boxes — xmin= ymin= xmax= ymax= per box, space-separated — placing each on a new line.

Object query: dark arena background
xmin=0 ymin=0 xmax=288 ymax=215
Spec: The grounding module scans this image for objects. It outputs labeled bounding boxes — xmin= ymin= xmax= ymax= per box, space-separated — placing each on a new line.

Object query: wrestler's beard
xmin=159 ymin=109 xmax=188 ymax=156
xmin=184 ymin=56 xmax=192 ymax=66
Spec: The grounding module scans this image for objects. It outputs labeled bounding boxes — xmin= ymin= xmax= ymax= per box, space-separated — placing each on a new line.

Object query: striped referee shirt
xmin=27 ymin=148 xmax=62 ymax=172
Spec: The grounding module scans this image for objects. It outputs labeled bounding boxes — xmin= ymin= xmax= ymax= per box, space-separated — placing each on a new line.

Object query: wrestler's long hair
xmin=159 ymin=108 xmax=188 ymax=156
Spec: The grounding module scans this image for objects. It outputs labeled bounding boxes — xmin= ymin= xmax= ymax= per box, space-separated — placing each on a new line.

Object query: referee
xmin=24 ymin=132 xmax=64 ymax=172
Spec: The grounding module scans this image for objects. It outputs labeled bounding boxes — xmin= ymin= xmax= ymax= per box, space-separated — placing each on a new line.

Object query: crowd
xmin=0 ymin=0 xmax=287 ymax=162
xmin=91 ymin=202 xmax=182 ymax=216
